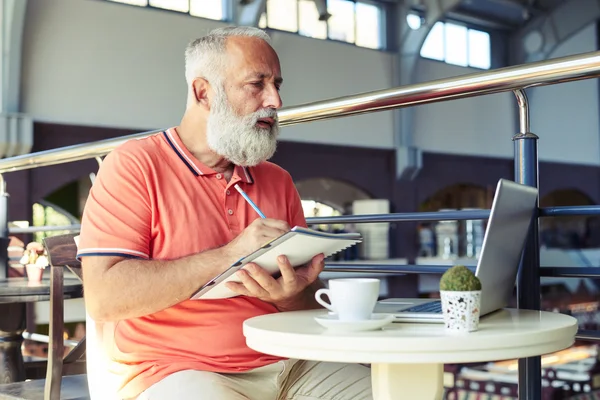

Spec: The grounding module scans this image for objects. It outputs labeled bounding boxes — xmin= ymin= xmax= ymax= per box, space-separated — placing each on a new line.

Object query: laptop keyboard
xmin=397 ymin=301 xmax=442 ymax=314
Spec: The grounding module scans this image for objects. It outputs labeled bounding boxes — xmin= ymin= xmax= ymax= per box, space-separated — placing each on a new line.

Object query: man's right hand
xmin=225 ymin=218 xmax=290 ymax=258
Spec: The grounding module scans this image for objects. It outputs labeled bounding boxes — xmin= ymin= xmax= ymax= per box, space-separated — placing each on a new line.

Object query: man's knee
xmin=280 ymin=360 xmax=372 ymax=400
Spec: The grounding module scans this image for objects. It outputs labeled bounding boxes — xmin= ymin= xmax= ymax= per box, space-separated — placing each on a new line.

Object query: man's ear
xmin=192 ymin=78 xmax=210 ymax=109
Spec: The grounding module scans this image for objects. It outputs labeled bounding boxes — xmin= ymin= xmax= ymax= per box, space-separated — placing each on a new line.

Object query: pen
xmin=234 ymin=184 xmax=266 ymax=219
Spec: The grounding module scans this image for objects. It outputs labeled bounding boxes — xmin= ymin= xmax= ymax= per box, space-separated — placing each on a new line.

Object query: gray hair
xmin=184 ymin=26 xmax=271 ymax=88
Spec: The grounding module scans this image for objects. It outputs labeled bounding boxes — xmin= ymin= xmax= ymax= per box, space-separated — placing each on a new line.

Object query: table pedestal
xmin=372 ymin=363 xmax=443 ymax=400
xmin=0 ymin=302 xmax=26 ymax=384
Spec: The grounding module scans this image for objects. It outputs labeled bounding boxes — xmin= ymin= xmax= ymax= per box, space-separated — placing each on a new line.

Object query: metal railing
xmin=0 ymin=51 xmax=599 ymax=172
xmin=1 ymin=49 xmax=600 ymax=399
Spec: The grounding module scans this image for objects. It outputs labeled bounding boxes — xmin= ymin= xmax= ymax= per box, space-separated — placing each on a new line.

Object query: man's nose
xmin=263 ymin=85 xmax=282 ymax=110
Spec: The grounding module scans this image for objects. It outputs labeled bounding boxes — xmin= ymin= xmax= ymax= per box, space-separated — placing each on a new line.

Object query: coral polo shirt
xmin=77 ymin=127 xmax=306 ymax=398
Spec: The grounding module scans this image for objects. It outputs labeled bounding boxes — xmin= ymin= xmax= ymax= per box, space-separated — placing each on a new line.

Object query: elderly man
xmin=77 ymin=26 xmax=372 ymax=400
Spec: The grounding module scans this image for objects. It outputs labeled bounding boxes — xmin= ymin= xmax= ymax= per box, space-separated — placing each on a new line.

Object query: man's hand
xmin=224 ymin=218 xmax=290 ymax=258
xmin=225 ymin=253 xmax=325 ymax=310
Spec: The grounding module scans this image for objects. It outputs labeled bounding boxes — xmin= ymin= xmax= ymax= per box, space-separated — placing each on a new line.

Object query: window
xmin=444 ymin=23 xmax=468 ymax=67
xmin=107 ymin=0 xmax=225 ymax=21
xmin=261 ymin=0 xmax=383 ymax=49
xmin=420 ymin=21 xmax=491 ymax=70
xmin=468 ymin=29 xmax=491 ymax=69
xmin=190 ymin=0 xmax=225 ymax=20
xmin=109 ymin=0 xmax=147 ymax=5
xmin=259 ymin=12 xmax=267 ymax=29
xmin=355 ymin=2 xmax=381 ymax=49
xmin=327 ymin=0 xmax=355 ymax=43
xmin=266 ymin=0 xmax=298 ymax=32
xmin=150 ymin=0 xmax=189 ymax=12
xmin=420 ymin=22 xmax=444 ymax=61
xmin=299 ymin=0 xmax=327 ymax=39
xmin=106 ymin=0 xmax=381 ymax=48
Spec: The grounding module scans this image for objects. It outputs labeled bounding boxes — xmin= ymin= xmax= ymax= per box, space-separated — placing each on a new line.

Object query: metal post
xmin=512 ymin=89 xmax=541 ymax=400
xmin=0 ymin=175 xmax=9 ymax=280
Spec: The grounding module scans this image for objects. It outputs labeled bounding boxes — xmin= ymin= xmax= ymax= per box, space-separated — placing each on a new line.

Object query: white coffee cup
xmin=315 ymin=278 xmax=380 ymax=321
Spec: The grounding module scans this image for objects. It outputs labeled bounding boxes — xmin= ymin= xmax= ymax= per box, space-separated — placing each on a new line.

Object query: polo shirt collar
xmin=162 ymin=127 xmax=254 ymax=184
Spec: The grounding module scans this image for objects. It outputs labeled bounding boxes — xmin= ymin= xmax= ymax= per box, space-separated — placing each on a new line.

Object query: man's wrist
xmin=274 ymin=281 xmax=323 ymax=312
xmin=274 ymin=292 xmax=307 ymax=312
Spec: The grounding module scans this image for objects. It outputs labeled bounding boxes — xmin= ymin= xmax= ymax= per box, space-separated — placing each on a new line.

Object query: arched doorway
xmin=419 ymin=183 xmax=493 ymax=212
xmin=295 ymin=177 xmax=373 ymax=260
xmin=417 ymin=183 xmax=490 ymax=259
xmin=295 ymin=177 xmax=372 ymax=229
xmin=295 ymin=178 xmax=372 ymax=213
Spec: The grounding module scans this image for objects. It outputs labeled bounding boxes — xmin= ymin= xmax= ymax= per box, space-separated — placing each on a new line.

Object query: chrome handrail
xmin=8 ymin=225 xmax=82 ymax=234
xmin=0 ymin=50 xmax=599 ymax=173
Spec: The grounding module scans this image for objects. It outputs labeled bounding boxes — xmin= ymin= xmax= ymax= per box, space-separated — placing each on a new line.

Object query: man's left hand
xmin=225 ymin=253 xmax=325 ymax=310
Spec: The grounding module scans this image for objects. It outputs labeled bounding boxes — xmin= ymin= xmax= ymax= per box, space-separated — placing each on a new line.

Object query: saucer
xmin=314 ymin=313 xmax=394 ymax=332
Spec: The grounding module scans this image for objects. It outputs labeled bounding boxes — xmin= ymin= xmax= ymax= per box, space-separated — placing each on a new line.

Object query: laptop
xmin=374 ymin=179 xmax=538 ymax=323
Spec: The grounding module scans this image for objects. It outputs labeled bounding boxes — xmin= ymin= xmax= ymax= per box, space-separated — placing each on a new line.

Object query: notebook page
xmin=196 ymin=230 xmax=361 ymax=300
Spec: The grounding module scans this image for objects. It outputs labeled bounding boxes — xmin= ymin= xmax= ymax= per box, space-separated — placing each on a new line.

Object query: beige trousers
xmin=138 ymin=359 xmax=372 ymax=400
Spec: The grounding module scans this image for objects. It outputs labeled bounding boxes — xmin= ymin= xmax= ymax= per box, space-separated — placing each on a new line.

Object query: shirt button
xmin=216 ymin=174 xmax=222 ymax=179
xmin=226 ymin=190 xmax=231 ymax=196
xmin=228 ymin=209 xmax=234 ymax=215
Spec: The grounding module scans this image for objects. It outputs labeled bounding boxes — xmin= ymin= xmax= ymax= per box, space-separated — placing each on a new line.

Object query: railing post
xmin=512 ymin=89 xmax=541 ymax=400
xmin=0 ymin=176 xmax=9 ymax=280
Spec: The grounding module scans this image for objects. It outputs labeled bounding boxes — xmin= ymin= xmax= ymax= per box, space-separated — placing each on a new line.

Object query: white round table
xmin=243 ymin=308 xmax=578 ymax=400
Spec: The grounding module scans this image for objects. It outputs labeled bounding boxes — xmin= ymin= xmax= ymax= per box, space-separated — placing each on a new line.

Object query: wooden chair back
xmin=41 ymin=233 xmax=85 ymax=400
xmin=44 ymin=234 xmax=82 ymax=282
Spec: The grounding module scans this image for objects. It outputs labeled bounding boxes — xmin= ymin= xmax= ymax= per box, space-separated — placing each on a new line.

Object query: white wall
xmin=412 ymin=23 xmax=600 ymax=165
xmin=529 ymin=23 xmax=600 ymax=165
xmin=19 ymin=0 xmax=600 ymax=159
xmin=21 ymin=0 xmax=395 ymax=148
xmin=413 ymin=61 xmax=516 ymax=158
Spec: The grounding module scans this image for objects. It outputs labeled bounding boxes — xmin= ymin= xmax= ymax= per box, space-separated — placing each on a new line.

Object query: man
xmin=77 ymin=26 xmax=372 ymax=400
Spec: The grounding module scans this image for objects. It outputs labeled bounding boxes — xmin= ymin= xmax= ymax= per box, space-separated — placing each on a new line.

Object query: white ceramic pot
xmin=440 ymin=290 xmax=482 ymax=333
xmin=25 ymin=264 xmax=43 ymax=283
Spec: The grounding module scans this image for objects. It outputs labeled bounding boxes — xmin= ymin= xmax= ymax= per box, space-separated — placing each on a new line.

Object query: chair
xmin=43 ymin=233 xmax=121 ymax=400
xmin=41 ymin=234 xmax=89 ymax=399
xmin=0 ymin=233 xmax=90 ymax=400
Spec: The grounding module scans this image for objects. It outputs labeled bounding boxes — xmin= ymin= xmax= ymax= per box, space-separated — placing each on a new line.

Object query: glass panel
xmin=190 ymin=0 xmax=224 ymax=20
xmin=109 ymin=0 xmax=148 ymax=6
xmin=420 ymin=21 xmax=444 ymax=61
xmin=468 ymin=29 xmax=491 ymax=69
xmin=258 ymin=12 xmax=267 ymax=29
xmin=327 ymin=0 xmax=355 ymax=43
xmin=444 ymin=23 xmax=468 ymax=67
xmin=150 ymin=0 xmax=189 ymax=12
xmin=355 ymin=2 xmax=381 ymax=49
xmin=298 ymin=0 xmax=327 ymax=39
xmin=267 ymin=0 xmax=298 ymax=32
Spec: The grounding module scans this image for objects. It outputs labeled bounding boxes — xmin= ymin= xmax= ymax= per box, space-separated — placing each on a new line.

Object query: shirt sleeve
xmin=77 ymin=145 xmax=152 ymax=260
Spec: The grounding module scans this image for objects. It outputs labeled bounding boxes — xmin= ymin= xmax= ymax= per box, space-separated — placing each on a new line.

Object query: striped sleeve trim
xmin=76 ymin=248 xmax=149 ymax=260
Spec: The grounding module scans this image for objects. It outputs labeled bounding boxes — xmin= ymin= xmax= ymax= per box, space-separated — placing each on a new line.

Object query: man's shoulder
xmin=113 ymin=131 xmax=164 ymax=156
xmin=251 ymin=161 xmax=293 ymax=180
xmin=104 ymin=131 xmax=165 ymax=167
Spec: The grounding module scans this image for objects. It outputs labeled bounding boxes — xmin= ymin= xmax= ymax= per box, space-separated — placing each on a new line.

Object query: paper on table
xmin=191 ymin=226 xmax=362 ymax=300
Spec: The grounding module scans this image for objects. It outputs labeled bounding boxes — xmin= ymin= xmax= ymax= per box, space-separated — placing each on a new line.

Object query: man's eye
xmin=251 ymin=82 xmax=263 ymax=88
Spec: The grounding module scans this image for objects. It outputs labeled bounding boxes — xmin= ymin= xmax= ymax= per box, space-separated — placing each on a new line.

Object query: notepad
xmin=191 ymin=226 xmax=362 ymax=300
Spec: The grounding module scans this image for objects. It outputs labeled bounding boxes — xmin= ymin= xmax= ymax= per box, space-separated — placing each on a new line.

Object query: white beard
xmin=206 ymin=88 xmax=279 ymax=167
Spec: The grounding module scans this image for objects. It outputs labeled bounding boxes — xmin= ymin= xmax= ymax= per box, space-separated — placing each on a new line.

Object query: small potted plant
xmin=439 ymin=265 xmax=482 ymax=333
xmin=20 ymin=242 xmax=48 ymax=284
